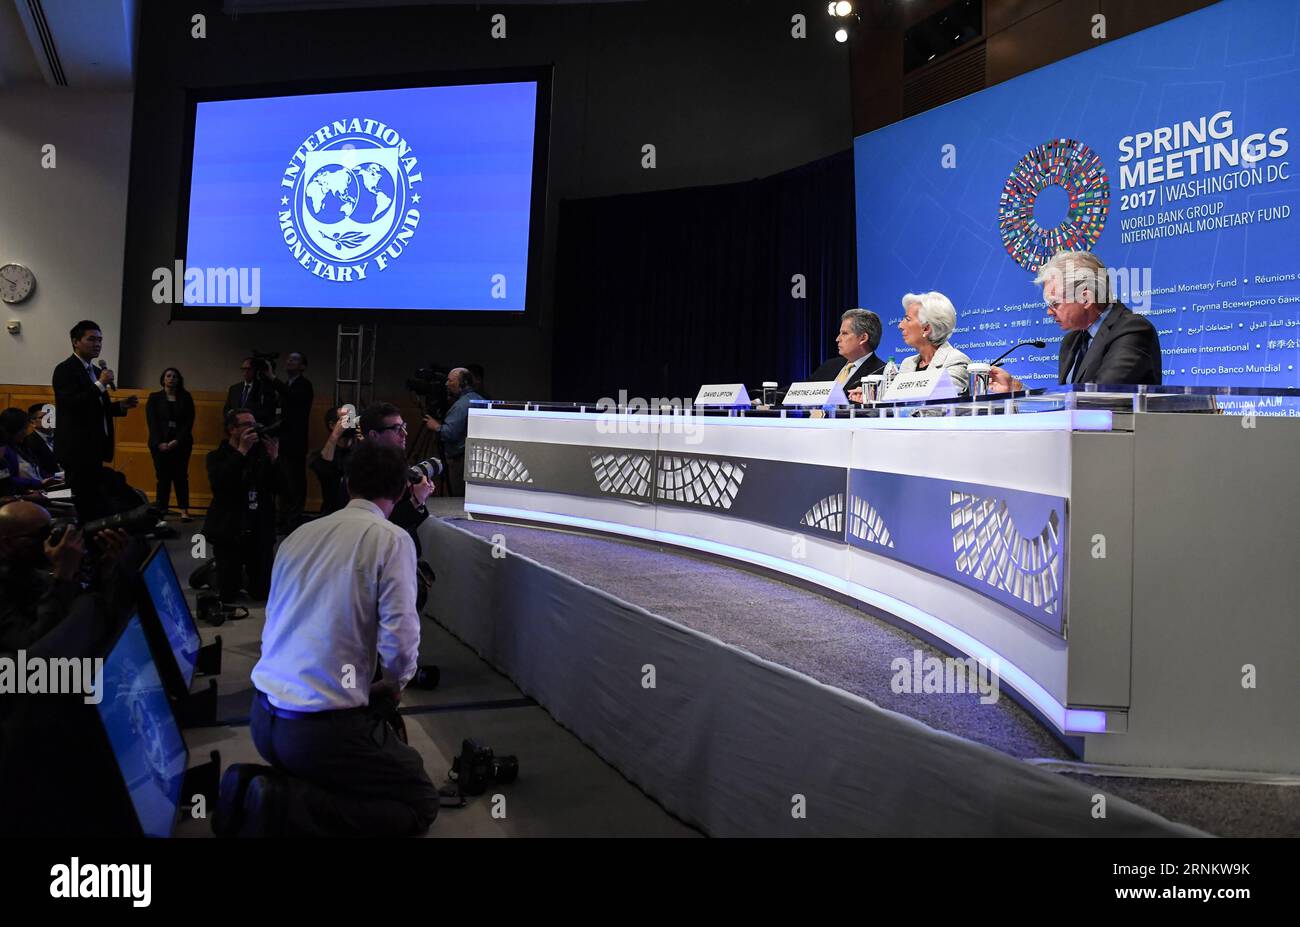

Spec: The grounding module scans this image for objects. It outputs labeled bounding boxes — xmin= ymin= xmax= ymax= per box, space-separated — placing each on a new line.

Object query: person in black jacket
xmin=309 ymin=404 xmax=358 ymax=516
xmin=205 ymin=409 xmax=284 ymax=604
xmin=146 ymin=367 xmax=197 ymax=522
xmin=51 ymin=320 xmax=139 ymax=522
xmin=810 ymin=308 xmax=887 ymax=398
xmin=990 ymin=250 xmax=1162 ymax=390
xmin=22 ymin=404 xmax=58 ymax=479
xmin=276 ymin=351 xmax=314 ymax=532
xmin=223 ymin=356 xmax=280 ymax=426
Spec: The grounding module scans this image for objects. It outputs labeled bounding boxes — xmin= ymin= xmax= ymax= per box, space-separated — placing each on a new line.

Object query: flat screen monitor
xmin=139 ymin=543 xmax=202 ymax=692
xmin=95 ymin=613 xmax=189 ymax=837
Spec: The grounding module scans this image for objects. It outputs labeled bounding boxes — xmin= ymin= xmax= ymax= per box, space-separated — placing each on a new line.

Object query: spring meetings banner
xmin=855 ymin=0 xmax=1300 ymax=388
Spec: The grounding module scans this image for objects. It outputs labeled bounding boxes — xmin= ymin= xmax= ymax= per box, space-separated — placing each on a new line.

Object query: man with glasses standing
xmin=224 ymin=356 xmax=280 ymax=426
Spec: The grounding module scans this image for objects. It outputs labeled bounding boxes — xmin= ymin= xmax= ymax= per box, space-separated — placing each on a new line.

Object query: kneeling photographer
xmin=221 ymin=442 xmax=439 ymax=837
xmin=205 ymin=409 xmax=284 ymax=604
xmin=0 ymin=500 xmax=142 ymax=835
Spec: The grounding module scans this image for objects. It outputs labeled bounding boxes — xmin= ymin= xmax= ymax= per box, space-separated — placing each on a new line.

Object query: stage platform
xmin=425 ymin=511 xmax=1300 ymax=837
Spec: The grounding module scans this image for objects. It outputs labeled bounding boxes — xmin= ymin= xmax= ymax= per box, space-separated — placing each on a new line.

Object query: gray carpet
xmin=452 ymin=515 xmax=1300 ymax=838
xmin=452 ymin=516 xmax=1069 ymax=760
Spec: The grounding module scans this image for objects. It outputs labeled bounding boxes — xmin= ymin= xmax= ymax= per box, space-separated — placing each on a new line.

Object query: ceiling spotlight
xmin=834 ymin=1 xmax=853 ymax=15
xmin=835 ymin=27 xmax=849 ymax=42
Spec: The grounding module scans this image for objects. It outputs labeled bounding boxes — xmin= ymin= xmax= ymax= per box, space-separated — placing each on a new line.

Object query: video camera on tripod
xmin=405 ymin=363 xmax=450 ymax=420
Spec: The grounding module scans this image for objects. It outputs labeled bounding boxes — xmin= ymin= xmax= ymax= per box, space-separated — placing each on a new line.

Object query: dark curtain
xmin=553 ymin=150 xmax=856 ymax=403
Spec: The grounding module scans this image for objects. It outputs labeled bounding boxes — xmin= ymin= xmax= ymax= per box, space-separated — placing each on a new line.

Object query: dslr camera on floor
xmin=449 ymin=739 xmax=518 ymax=796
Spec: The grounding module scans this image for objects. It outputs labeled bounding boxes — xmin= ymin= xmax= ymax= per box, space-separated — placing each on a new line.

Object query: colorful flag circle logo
xmin=998 ymin=139 xmax=1109 ymax=272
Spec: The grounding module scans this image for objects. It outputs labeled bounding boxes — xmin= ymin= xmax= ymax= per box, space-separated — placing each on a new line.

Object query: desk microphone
xmin=989 ymin=340 xmax=1046 ymax=368
xmin=95 ymin=359 xmax=115 ymax=390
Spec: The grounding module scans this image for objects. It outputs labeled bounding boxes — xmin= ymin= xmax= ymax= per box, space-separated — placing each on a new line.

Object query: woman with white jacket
xmin=895 ymin=291 xmax=971 ymax=393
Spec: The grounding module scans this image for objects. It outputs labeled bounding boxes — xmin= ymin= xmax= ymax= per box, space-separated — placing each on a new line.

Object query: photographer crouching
xmin=205 ymin=409 xmax=284 ymax=605
xmin=0 ymin=499 xmax=143 ymax=835
xmin=217 ymin=443 xmax=439 ymax=837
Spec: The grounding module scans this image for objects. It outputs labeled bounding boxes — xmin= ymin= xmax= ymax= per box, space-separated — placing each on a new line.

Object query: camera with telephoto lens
xmin=408 ymin=457 xmax=444 ymax=484
xmin=45 ymin=503 xmax=162 ymax=546
xmin=449 ymin=739 xmax=518 ymax=795
xmin=251 ymin=418 xmax=284 ymax=439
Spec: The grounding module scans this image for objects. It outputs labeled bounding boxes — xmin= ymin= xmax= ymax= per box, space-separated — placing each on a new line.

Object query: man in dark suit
xmin=224 ymin=356 xmax=281 ymax=426
xmin=810 ymin=308 xmax=886 ymax=397
xmin=991 ymin=251 xmax=1162 ymax=391
xmin=276 ymin=351 xmax=314 ymax=532
xmin=205 ymin=409 xmax=284 ymax=604
xmin=51 ymin=320 xmax=139 ymax=521
xmin=23 ymin=404 xmax=59 ymax=478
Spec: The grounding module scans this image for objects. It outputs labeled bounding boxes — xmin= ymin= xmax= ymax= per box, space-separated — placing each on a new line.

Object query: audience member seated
xmin=22 ymin=404 xmax=58 ymax=478
xmin=0 ymin=408 xmax=52 ymax=498
xmin=0 ymin=499 xmax=134 ymax=654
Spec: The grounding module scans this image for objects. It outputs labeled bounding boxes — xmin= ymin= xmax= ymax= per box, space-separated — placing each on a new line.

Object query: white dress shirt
xmin=74 ymin=354 xmax=110 ymax=434
xmin=252 ymin=498 xmax=420 ymax=711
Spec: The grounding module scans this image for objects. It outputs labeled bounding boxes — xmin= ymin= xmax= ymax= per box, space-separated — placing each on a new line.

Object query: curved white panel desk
xmin=465 ymin=395 xmax=1300 ymax=774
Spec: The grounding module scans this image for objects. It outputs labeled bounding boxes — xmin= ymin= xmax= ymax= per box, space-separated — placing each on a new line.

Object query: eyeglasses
xmin=374 ymin=421 xmax=409 ymax=434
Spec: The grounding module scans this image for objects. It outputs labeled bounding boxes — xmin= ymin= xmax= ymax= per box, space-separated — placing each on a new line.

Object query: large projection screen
xmin=177 ymin=70 xmax=549 ymax=321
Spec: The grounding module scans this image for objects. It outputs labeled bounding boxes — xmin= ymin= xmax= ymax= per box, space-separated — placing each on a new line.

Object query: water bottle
xmin=882 ymin=357 xmax=899 ymax=396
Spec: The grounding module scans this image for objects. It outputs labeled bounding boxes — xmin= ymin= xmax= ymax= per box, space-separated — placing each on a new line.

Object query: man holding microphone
xmin=51 ymin=320 xmax=139 ymax=522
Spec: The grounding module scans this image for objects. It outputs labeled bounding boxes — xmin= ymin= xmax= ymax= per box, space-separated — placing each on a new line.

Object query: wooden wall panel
xmin=2 ymin=384 xmax=429 ymax=513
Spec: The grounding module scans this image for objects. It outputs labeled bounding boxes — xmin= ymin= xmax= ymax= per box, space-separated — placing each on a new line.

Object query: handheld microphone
xmin=95 ymin=359 xmax=116 ymax=390
xmin=989 ymin=340 xmax=1046 ymax=368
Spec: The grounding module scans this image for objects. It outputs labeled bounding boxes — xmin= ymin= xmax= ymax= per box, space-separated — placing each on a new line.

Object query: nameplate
xmin=881 ymin=367 xmax=959 ymax=402
xmin=783 ymin=381 xmax=848 ymax=407
xmin=694 ymin=384 xmax=751 ymax=406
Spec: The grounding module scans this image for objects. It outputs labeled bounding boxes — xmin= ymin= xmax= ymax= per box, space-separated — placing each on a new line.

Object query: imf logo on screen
xmin=997 ymin=138 xmax=1110 ymax=272
xmin=278 ymin=118 xmax=424 ymax=283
